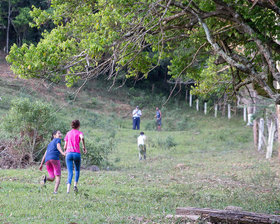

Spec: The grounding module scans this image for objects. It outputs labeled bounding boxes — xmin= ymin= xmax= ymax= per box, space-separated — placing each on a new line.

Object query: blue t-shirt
xmin=45 ymin=138 xmax=61 ymax=162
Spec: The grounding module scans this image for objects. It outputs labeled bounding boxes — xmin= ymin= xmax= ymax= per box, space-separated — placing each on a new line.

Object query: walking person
xmin=64 ymin=120 xmax=87 ymax=193
xmin=39 ymin=130 xmax=66 ymax=194
xmin=155 ymin=107 xmax=162 ymax=131
xmin=137 ymin=132 xmax=147 ymax=160
xmin=132 ymin=106 xmax=142 ymax=130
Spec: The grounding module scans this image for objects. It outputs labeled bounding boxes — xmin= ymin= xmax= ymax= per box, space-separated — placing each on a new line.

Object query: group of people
xmin=40 ymin=107 xmax=162 ymax=193
xmin=39 ymin=120 xmax=87 ymax=194
xmin=132 ymin=106 xmax=162 ymax=131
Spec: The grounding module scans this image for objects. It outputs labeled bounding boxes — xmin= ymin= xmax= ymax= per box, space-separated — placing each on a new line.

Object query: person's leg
xmin=73 ymin=153 xmax=81 ymax=190
xmin=66 ymin=153 xmax=74 ymax=193
xmin=143 ymin=145 xmax=146 ymax=160
xmin=52 ymin=160 xmax=61 ymax=193
xmin=45 ymin=160 xmax=55 ymax=182
xmin=133 ymin=118 xmax=136 ymax=129
xmin=139 ymin=145 xmax=143 ymax=160
xmin=137 ymin=117 xmax=140 ymax=130
xmin=54 ymin=176 xmax=61 ymax=193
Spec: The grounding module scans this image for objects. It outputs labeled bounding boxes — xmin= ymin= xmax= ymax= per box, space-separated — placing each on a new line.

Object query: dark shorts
xmin=157 ymin=119 xmax=162 ymax=126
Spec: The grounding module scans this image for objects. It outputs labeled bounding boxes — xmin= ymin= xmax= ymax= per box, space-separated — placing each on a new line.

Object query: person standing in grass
xmin=64 ymin=120 xmax=87 ymax=193
xmin=155 ymin=107 xmax=162 ymax=131
xmin=137 ymin=132 xmax=147 ymax=160
xmin=132 ymin=106 xmax=142 ymax=130
xmin=39 ymin=130 xmax=66 ymax=194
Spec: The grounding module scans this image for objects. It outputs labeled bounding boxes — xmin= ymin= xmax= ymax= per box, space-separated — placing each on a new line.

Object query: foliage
xmin=83 ymin=136 xmax=115 ymax=167
xmin=156 ymin=135 xmax=177 ymax=150
xmin=0 ymin=0 xmax=50 ymax=47
xmin=6 ymin=0 xmax=280 ymax=104
xmin=2 ymin=98 xmax=58 ymax=161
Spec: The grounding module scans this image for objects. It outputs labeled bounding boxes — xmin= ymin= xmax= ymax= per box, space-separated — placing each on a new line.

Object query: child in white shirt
xmin=137 ymin=132 xmax=147 ymax=160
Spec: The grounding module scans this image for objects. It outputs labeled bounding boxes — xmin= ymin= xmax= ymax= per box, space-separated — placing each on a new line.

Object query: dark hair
xmin=140 ymin=132 xmax=144 ymax=135
xmin=71 ymin=120 xmax=80 ymax=129
xmin=51 ymin=130 xmax=59 ymax=140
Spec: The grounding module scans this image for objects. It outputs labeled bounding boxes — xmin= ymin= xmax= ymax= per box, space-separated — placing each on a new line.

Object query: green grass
xmin=2 ymin=112 xmax=280 ymax=223
xmin=1 ymin=65 xmax=280 ymax=223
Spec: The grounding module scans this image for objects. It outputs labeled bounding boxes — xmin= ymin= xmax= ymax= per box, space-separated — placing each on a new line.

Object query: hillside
xmin=2 ymin=50 xmax=280 ymax=223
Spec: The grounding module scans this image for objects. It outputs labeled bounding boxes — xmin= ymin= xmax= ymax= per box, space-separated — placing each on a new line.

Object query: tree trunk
xmin=6 ymin=0 xmax=11 ymax=54
xmin=176 ymin=207 xmax=280 ymax=224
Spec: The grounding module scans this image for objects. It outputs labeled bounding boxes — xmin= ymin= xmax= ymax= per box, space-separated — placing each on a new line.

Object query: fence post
xmin=189 ymin=93 xmax=192 ymax=107
xmin=228 ymin=104 xmax=231 ymax=119
xmin=214 ymin=104 xmax=218 ymax=118
xmin=258 ymin=118 xmax=264 ymax=151
xmin=196 ymin=99 xmax=199 ymax=111
xmin=243 ymin=105 xmax=247 ymax=122
xmin=266 ymin=121 xmax=276 ymax=159
xmin=204 ymin=102 xmax=207 ymax=115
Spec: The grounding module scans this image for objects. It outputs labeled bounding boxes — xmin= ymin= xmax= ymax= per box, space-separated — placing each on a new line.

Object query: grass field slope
xmin=1 ymin=52 xmax=280 ymax=223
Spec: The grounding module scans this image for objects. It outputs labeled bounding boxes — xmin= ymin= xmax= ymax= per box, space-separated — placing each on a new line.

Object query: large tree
xmin=6 ymin=0 xmax=280 ymax=101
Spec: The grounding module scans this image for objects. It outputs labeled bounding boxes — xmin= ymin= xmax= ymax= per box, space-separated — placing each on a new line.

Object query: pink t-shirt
xmin=64 ymin=129 xmax=83 ymax=153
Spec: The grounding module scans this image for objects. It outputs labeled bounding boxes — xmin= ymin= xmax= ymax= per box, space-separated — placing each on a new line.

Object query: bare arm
xmin=64 ymin=140 xmax=67 ymax=151
xmin=39 ymin=151 xmax=47 ymax=170
xmin=57 ymin=143 xmax=66 ymax=156
xmin=80 ymin=134 xmax=87 ymax=154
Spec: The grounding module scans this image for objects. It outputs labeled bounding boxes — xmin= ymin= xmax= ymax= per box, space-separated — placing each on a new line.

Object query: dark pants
xmin=132 ymin=117 xmax=140 ymax=130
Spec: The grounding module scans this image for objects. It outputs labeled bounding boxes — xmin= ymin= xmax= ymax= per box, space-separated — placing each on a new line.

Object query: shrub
xmin=157 ymin=135 xmax=177 ymax=150
xmin=2 ymin=98 xmax=64 ymax=163
xmin=83 ymin=136 xmax=115 ymax=167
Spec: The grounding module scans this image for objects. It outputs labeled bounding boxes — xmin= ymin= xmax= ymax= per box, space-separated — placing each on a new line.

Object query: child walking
xmin=137 ymin=132 xmax=147 ymax=160
xmin=39 ymin=130 xmax=66 ymax=194
xmin=64 ymin=120 xmax=87 ymax=194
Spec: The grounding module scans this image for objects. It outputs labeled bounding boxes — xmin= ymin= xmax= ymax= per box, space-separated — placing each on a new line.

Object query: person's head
xmin=71 ymin=120 xmax=80 ymax=129
xmin=136 ymin=106 xmax=139 ymax=109
xmin=51 ymin=130 xmax=62 ymax=140
xmin=140 ymin=132 xmax=144 ymax=135
xmin=156 ymin=107 xmax=159 ymax=111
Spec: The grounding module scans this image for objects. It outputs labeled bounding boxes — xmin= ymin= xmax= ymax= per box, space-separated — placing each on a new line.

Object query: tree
xmin=6 ymin=0 xmax=280 ymax=102
xmin=0 ymin=0 xmax=50 ymax=52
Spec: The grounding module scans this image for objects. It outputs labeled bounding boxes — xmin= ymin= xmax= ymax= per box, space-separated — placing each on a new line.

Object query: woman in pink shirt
xmin=64 ymin=120 xmax=87 ymax=193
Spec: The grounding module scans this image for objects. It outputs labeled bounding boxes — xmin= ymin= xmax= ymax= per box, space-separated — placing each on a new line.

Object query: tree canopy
xmin=6 ymin=0 xmax=280 ymax=102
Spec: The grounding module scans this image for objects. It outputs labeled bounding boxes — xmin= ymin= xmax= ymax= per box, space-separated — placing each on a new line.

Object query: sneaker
xmin=41 ymin=175 xmax=46 ymax=185
xmin=53 ymin=192 xmax=57 ymax=194
xmin=74 ymin=186 xmax=78 ymax=193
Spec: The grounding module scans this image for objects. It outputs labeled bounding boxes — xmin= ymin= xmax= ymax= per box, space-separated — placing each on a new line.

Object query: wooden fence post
xmin=228 ymin=104 xmax=231 ymax=119
xmin=266 ymin=120 xmax=276 ymax=159
xmin=258 ymin=118 xmax=264 ymax=151
xmin=196 ymin=99 xmax=199 ymax=111
xmin=243 ymin=105 xmax=247 ymax=122
xmin=189 ymin=93 xmax=192 ymax=107
xmin=204 ymin=102 xmax=207 ymax=115
xmin=214 ymin=104 xmax=218 ymax=118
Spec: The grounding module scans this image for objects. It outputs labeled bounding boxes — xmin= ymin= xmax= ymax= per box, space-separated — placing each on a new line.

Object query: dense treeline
xmin=0 ymin=0 xmax=51 ymax=52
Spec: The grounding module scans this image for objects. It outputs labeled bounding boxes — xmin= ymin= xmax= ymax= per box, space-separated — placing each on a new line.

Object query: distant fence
xmin=188 ymin=93 xmax=277 ymax=159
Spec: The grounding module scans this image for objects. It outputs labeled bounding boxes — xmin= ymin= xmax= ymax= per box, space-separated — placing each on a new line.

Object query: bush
xmin=83 ymin=136 xmax=115 ymax=167
xmin=2 ymin=98 xmax=66 ymax=164
xmin=157 ymin=135 xmax=177 ymax=150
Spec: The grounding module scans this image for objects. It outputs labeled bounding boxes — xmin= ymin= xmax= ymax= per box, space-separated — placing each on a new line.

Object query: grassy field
xmin=1 ymin=56 xmax=280 ymax=223
xmin=2 ymin=110 xmax=280 ymax=223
